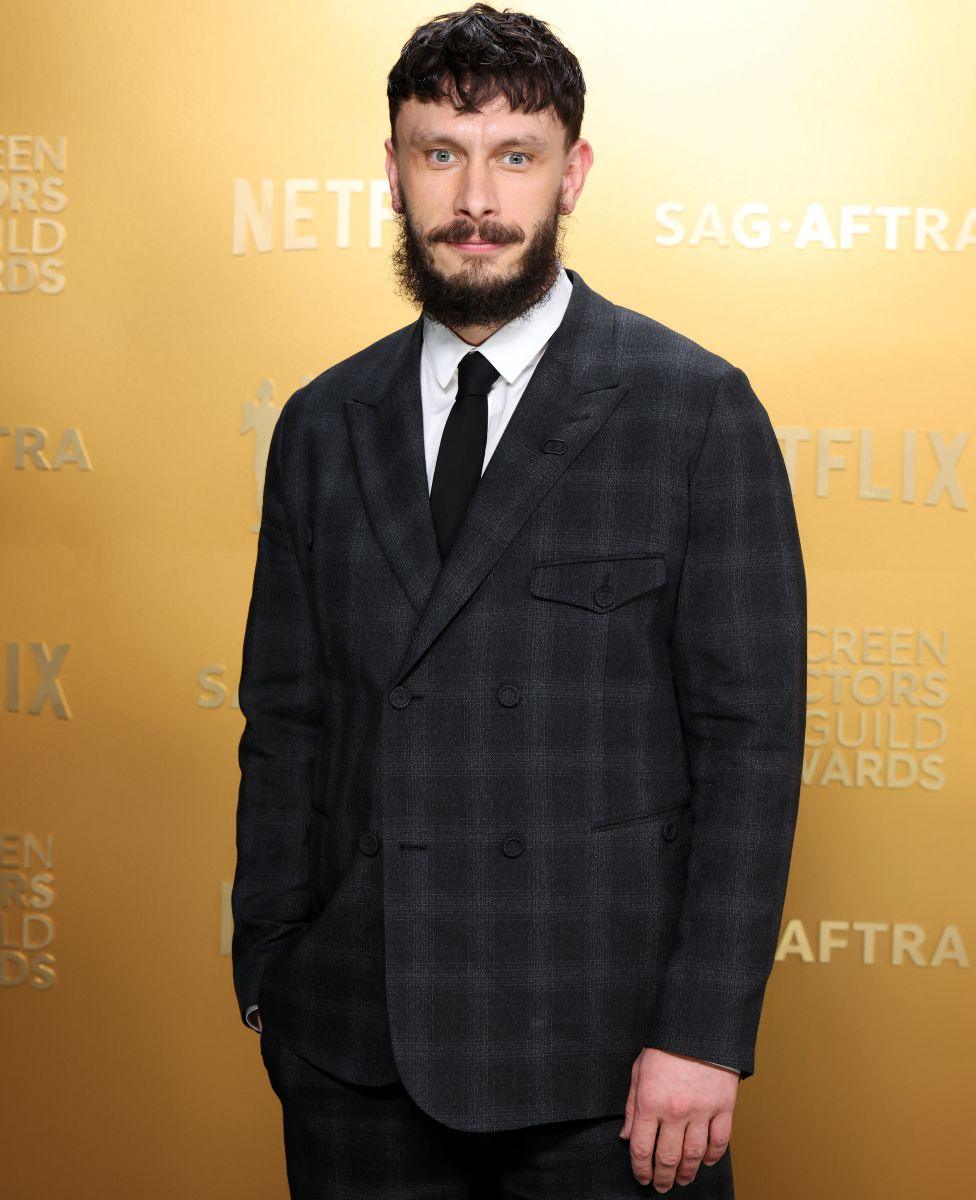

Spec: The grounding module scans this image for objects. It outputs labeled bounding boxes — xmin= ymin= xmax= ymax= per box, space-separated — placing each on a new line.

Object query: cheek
xmin=518 ymin=177 xmax=566 ymax=223
xmin=399 ymin=166 xmax=444 ymax=217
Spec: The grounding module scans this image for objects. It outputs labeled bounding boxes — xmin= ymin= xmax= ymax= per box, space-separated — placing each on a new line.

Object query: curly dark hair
xmin=387 ymin=3 xmax=586 ymax=154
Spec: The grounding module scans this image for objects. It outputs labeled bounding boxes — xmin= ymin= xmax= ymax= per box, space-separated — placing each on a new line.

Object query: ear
xmin=560 ymin=137 xmax=594 ymax=215
xmin=384 ymin=137 xmax=403 ymax=213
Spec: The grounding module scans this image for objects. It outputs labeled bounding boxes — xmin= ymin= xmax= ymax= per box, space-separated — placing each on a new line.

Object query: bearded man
xmin=232 ymin=5 xmax=807 ymax=1197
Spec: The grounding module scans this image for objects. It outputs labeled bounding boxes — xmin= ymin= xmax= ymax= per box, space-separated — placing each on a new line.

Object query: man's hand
xmin=619 ymin=1047 xmax=738 ymax=1191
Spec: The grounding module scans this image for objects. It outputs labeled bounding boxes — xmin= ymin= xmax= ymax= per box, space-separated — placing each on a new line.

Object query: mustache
xmin=429 ymin=220 xmax=524 ymax=245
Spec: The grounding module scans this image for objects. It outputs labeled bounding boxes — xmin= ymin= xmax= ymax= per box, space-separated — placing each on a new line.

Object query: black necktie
xmin=429 ymin=350 xmax=501 ymax=561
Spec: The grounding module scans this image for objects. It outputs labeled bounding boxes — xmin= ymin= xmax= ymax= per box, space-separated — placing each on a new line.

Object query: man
xmin=231 ymin=5 xmax=807 ymax=1197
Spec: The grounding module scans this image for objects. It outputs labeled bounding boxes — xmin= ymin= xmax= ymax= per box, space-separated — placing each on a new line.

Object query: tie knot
xmin=456 ymin=350 xmax=501 ymax=399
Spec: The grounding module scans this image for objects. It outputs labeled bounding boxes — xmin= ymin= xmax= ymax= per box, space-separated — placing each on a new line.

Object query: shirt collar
xmin=422 ymin=263 xmax=573 ymax=396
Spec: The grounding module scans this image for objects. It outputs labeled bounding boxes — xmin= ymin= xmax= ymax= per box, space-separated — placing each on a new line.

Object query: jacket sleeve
xmin=645 ymin=364 xmax=807 ymax=1080
xmin=231 ymin=388 xmax=322 ymax=1029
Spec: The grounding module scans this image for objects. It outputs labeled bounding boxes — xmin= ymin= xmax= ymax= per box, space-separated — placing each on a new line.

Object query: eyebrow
xmin=409 ymin=129 xmax=550 ymax=152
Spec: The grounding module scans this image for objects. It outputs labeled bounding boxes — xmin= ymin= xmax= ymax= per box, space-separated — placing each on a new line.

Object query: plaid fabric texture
xmin=258 ymin=1027 xmax=736 ymax=1198
xmin=231 ymin=268 xmax=807 ymax=1141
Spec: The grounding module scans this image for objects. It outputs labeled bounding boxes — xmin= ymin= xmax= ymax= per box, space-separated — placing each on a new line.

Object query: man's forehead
xmin=398 ymin=94 xmax=561 ymax=144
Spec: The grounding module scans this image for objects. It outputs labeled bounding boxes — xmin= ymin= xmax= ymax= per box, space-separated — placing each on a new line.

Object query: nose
xmin=453 ymin=159 xmax=499 ymax=226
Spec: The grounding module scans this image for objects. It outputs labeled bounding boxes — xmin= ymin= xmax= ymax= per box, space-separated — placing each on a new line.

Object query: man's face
xmin=385 ymin=89 xmax=591 ymax=331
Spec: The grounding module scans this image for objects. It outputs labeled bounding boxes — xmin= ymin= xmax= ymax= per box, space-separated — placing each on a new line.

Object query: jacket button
xmin=592 ymin=586 xmax=615 ymax=608
xmin=501 ymin=836 xmax=524 ymax=857
xmin=358 ymin=831 xmax=380 ymax=856
xmin=662 ymin=820 xmax=678 ymax=841
xmin=541 ymin=438 xmax=567 ymax=455
xmin=497 ymin=684 xmax=520 ymax=707
xmin=388 ymin=685 xmax=411 ymax=708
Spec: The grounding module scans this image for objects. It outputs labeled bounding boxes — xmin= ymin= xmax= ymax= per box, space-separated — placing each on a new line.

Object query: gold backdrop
xmin=2 ymin=2 xmax=973 ymax=1197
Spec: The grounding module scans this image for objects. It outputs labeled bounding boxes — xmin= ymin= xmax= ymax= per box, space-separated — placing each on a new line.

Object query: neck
xmin=443 ymin=318 xmax=506 ymax=346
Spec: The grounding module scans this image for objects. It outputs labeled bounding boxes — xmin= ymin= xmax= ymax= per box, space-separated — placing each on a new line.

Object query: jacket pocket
xmin=590 ymin=797 xmax=693 ymax=832
xmin=530 ymin=552 xmax=665 ymax=613
xmin=308 ymin=804 xmax=330 ymax=910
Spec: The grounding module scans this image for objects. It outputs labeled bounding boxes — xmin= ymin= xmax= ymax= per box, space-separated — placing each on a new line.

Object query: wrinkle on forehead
xmin=400 ymin=96 xmax=560 ymax=150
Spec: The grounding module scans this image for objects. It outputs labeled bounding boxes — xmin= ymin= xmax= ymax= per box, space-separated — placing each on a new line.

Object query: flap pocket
xmin=590 ymin=797 xmax=693 ymax=832
xmin=530 ymin=553 xmax=665 ymax=613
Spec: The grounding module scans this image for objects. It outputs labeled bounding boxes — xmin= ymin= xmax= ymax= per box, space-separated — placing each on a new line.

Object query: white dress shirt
xmin=244 ymin=262 xmax=740 ymax=1078
xmin=419 ymin=262 xmax=574 ymax=491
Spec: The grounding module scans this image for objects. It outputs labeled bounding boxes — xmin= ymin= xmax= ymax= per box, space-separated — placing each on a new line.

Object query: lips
xmin=448 ymin=240 xmax=506 ymax=251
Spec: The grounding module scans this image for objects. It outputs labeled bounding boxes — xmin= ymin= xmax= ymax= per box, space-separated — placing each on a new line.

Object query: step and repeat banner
xmin=2 ymin=2 xmax=973 ymax=1197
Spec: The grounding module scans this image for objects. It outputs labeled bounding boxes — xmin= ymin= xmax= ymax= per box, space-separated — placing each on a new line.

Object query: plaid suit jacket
xmin=231 ymin=267 xmax=807 ymax=1134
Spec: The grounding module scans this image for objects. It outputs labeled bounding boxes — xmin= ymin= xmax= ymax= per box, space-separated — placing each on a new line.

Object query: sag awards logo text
xmin=0 ymin=832 xmax=56 ymax=990
xmin=0 ymin=135 xmax=67 ymax=295
xmin=805 ymin=626 xmax=947 ymax=790
xmin=655 ymin=202 xmax=976 ymax=252
xmin=0 ymin=426 xmax=90 ymax=469
xmin=777 ymin=918 xmax=968 ymax=967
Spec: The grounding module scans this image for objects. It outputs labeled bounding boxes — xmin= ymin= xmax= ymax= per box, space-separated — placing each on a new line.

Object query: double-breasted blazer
xmin=231 ymin=267 xmax=807 ymax=1136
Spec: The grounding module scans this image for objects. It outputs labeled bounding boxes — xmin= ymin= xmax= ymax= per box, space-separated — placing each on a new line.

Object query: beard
xmin=390 ymin=186 xmax=567 ymax=330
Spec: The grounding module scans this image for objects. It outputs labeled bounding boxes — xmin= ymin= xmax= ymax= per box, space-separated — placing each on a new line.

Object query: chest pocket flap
xmin=530 ymin=553 xmax=666 ymax=613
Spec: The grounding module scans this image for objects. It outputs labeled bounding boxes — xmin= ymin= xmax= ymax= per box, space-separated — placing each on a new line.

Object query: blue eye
xmin=425 ymin=149 xmax=533 ymax=165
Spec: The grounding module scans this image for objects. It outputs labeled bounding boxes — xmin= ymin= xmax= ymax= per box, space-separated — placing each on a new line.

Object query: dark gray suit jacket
xmin=231 ymin=267 xmax=807 ymax=1134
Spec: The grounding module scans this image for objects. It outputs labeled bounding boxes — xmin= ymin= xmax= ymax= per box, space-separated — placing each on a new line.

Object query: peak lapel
xmin=343 ymin=317 xmax=443 ymax=616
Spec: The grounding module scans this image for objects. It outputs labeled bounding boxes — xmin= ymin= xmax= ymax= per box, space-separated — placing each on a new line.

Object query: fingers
xmin=626 ymin=1108 xmax=660 ymax=1188
xmin=633 ymin=1115 xmax=709 ymax=1193
xmin=622 ymin=1048 xmax=736 ymax=1190
xmin=671 ymin=1119 xmax=710 ymax=1189
xmin=650 ymin=1112 xmax=690 ymax=1193
xmin=703 ymin=1108 xmax=732 ymax=1167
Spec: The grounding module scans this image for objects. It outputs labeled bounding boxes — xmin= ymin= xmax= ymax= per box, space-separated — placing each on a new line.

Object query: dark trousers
xmin=259 ymin=1030 xmax=734 ymax=1199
